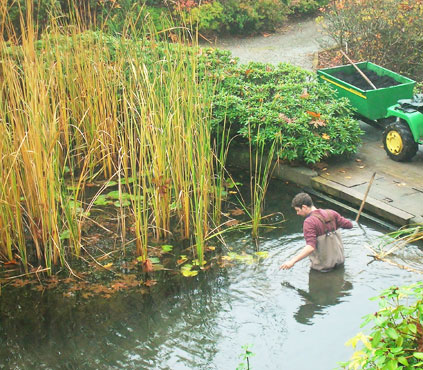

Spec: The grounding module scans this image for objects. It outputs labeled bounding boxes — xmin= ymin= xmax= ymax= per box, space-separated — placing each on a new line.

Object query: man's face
xmin=294 ymin=205 xmax=310 ymax=218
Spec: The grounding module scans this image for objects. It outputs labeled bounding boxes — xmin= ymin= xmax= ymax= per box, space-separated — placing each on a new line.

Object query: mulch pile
xmin=316 ymin=49 xmax=401 ymax=90
xmin=330 ymin=69 xmax=400 ymax=90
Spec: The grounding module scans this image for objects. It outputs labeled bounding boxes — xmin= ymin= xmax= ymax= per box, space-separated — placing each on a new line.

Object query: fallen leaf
xmin=245 ymin=69 xmax=253 ymax=76
xmin=111 ymin=282 xmax=127 ymax=291
xmin=322 ymin=133 xmax=330 ymax=140
xmin=307 ymin=111 xmax=321 ymax=119
xmin=225 ymin=219 xmax=239 ymax=227
xmin=359 ymin=165 xmax=365 ymax=169
xmin=103 ymin=262 xmax=113 ymax=269
xmin=10 ymin=279 xmax=32 ymax=287
xmin=229 ymin=208 xmax=245 ymax=216
xmin=262 ymin=32 xmax=271 ymax=37
xmin=177 ymin=255 xmax=188 ymax=265
xmin=300 ymin=89 xmax=310 ymax=99
xmin=142 ymin=259 xmax=154 ymax=273
xmin=355 ymin=159 xmax=362 ymax=162
xmin=279 ymin=113 xmax=294 ymax=124
xmin=4 ymin=260 xmax=18 ymax=266
xmin=144 ymin=280 xmax=157 ymax=287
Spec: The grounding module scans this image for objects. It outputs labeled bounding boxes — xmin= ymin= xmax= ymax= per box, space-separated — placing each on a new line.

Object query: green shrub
xmin=200 ymin=49 xmax=362 ymax=164
xmin=339 ymin=282 xmax=423 ymax=370
xmin=218 ymin=0 xmax=290 ymax=33
xmin=180 ymin=0 xmax=290 ymax=34
xmin=289 ymin=0 xmax=329 ymax=15
xmin=187 ymin=1 xmax=227 ymax=33
xmin=320 ymin=0 xmax=423 ymax=80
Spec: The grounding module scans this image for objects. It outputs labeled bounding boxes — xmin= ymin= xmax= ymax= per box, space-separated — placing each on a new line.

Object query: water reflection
xmin=282 ymin=266 xmax=353 ymax=325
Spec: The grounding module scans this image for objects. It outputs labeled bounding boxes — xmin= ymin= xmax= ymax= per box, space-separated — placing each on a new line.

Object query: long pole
xmin=356 ymin=172 xmax=376 ymax=223
xmin=340 ymin=50 xmax=377 ymax=90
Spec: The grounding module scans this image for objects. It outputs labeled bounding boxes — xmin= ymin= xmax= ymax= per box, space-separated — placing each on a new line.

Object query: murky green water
xmin=1 ymin=182 xmax=422 ymax=370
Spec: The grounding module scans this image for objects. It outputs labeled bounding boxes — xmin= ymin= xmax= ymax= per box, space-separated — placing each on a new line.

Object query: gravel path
xmin=208 ymin=17 xmax=328 ymax=70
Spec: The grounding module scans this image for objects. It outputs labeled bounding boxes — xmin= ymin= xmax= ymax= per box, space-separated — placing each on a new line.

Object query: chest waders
xmin=309 ymin=212 xmax=345 ymax=272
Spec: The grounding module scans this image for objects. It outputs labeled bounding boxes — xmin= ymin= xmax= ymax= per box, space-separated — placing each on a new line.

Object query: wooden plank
xmin=311 ymin=177 xmax=415 ymax=226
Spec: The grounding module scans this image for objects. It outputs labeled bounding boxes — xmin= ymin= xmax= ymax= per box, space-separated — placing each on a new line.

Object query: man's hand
xmin=279 ymin=245 xmax=315 ymax=271
xmin=280 ymin=260 xmax=295 ymax=270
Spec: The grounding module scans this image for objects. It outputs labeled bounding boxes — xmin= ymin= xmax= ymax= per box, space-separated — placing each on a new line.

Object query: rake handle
xmin=340 ymin=50 xmax=377 ymax=90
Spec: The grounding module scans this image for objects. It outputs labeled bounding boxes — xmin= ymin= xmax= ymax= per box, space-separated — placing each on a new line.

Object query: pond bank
xmin=228 ymin=120 xmax=423 ymax=227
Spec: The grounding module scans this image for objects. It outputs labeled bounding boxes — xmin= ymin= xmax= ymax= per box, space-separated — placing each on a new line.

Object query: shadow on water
xmin=281 ymin=266 xmax=353 ymax=325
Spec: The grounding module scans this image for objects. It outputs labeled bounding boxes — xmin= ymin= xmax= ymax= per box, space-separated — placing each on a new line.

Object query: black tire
xmin=382 ymin=119 xmax=418 ymax=161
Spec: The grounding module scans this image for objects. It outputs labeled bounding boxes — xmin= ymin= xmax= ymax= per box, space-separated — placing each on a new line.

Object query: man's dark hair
xmin=291 ymin=192 xmax=313 ymax=208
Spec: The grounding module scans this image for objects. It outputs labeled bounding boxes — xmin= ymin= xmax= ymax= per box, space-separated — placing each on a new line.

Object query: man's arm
xmin=279 ymin=244 xmax=315 ymax=270
xmin=333 ymin=210 xmax=353 ymax=229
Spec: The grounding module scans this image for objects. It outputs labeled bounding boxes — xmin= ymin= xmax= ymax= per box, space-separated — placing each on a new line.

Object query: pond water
xmin=1 ymin=182 xmax=422 ymax=370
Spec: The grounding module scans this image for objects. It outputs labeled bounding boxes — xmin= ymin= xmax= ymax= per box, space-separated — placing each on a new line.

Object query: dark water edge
xmin=1 ymin=181 xmax=422 ymax=370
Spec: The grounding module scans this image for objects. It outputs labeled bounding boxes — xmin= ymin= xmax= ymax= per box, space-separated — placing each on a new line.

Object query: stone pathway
xmin=209 ymin=17 xmax=324 ymax=70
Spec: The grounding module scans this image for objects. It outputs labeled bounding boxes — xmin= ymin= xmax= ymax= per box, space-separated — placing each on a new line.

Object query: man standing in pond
xmin=280 ymin=192 xmax=353 ymax=271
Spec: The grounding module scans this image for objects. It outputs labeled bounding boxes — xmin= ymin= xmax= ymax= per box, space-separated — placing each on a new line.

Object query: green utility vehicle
xmin=317 ymin=62 xmax=423 ymax=161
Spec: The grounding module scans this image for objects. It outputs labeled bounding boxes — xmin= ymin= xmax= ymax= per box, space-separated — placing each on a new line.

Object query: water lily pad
xmin=161 ymin=244 xmax=173 ymax=253
xmin=181 ymin=264 xmax=198 ymax=277
xmin=152 ymin=264 xmax=165 ymax=271
xmin=254 ymin=251 xmax=269 ymax=258
xmin=114 ymin=199 xmax=131 ymax=207
xmin=93 ymin=194 xmax=111 ymax=206
xmin=120 ymin=177 xmax=136 ymax=185
xmin=149 ymin=257 xmax=161 ymax=264
xmin=105 ymin=180 xmax=118 ymax=187
xmin=107 ymin=190 xmax=131 ymax=200
xmin=192 ymin=259 xmax=206 ymax=266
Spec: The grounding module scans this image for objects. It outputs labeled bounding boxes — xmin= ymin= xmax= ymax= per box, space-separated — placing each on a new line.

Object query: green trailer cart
xmin=317 ymin=62 xmax=423 ymax=161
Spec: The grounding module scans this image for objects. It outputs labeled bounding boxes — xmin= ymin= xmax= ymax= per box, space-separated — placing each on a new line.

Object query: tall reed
xmin=248 ymin=126 xmax=278 ymax=240
xmin=0 ymin=2 xmax=225 ymax=273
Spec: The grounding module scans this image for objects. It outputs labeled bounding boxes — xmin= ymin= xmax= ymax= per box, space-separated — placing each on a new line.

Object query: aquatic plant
xmin=0 ymin=2 xmax=226 ymax=274
xmin=237 ymin=344 xmax=255 ymax=370
xmin=247 ymin=125 xmax=278 ymax=240
xmin=339 ymin=282 xmax=423 ymax=370
xmin=366 ymin=224 xmax=423 ymax=273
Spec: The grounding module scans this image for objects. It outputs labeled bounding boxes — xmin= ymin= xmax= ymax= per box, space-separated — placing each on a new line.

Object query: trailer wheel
xmin=383 ymin=120 xmax=418 ymax=161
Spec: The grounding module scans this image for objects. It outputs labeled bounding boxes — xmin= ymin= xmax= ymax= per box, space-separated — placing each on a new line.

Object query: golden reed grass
xmin=0 ymin=3 xmax=222 ymax=273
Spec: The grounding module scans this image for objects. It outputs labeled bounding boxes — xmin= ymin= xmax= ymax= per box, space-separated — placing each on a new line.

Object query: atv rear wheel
xmin=383 ymin=119 xmax=418 ymax=161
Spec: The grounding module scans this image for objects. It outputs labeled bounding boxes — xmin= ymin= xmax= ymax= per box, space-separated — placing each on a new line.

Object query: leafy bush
xmin=320 ymin=0 xmax=423 ymax=80
xmin=200 ymin=48 xmax=362 ymax=164
xmin=339 ymin=283 xmax=423 ymax=370
xmin=289 ymin=0 xmax=329 ymax=15
xmin=182 ymin=0 xmax=290 ymax=34
xmin=186 ymin=1 xmax=227 ymax=34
